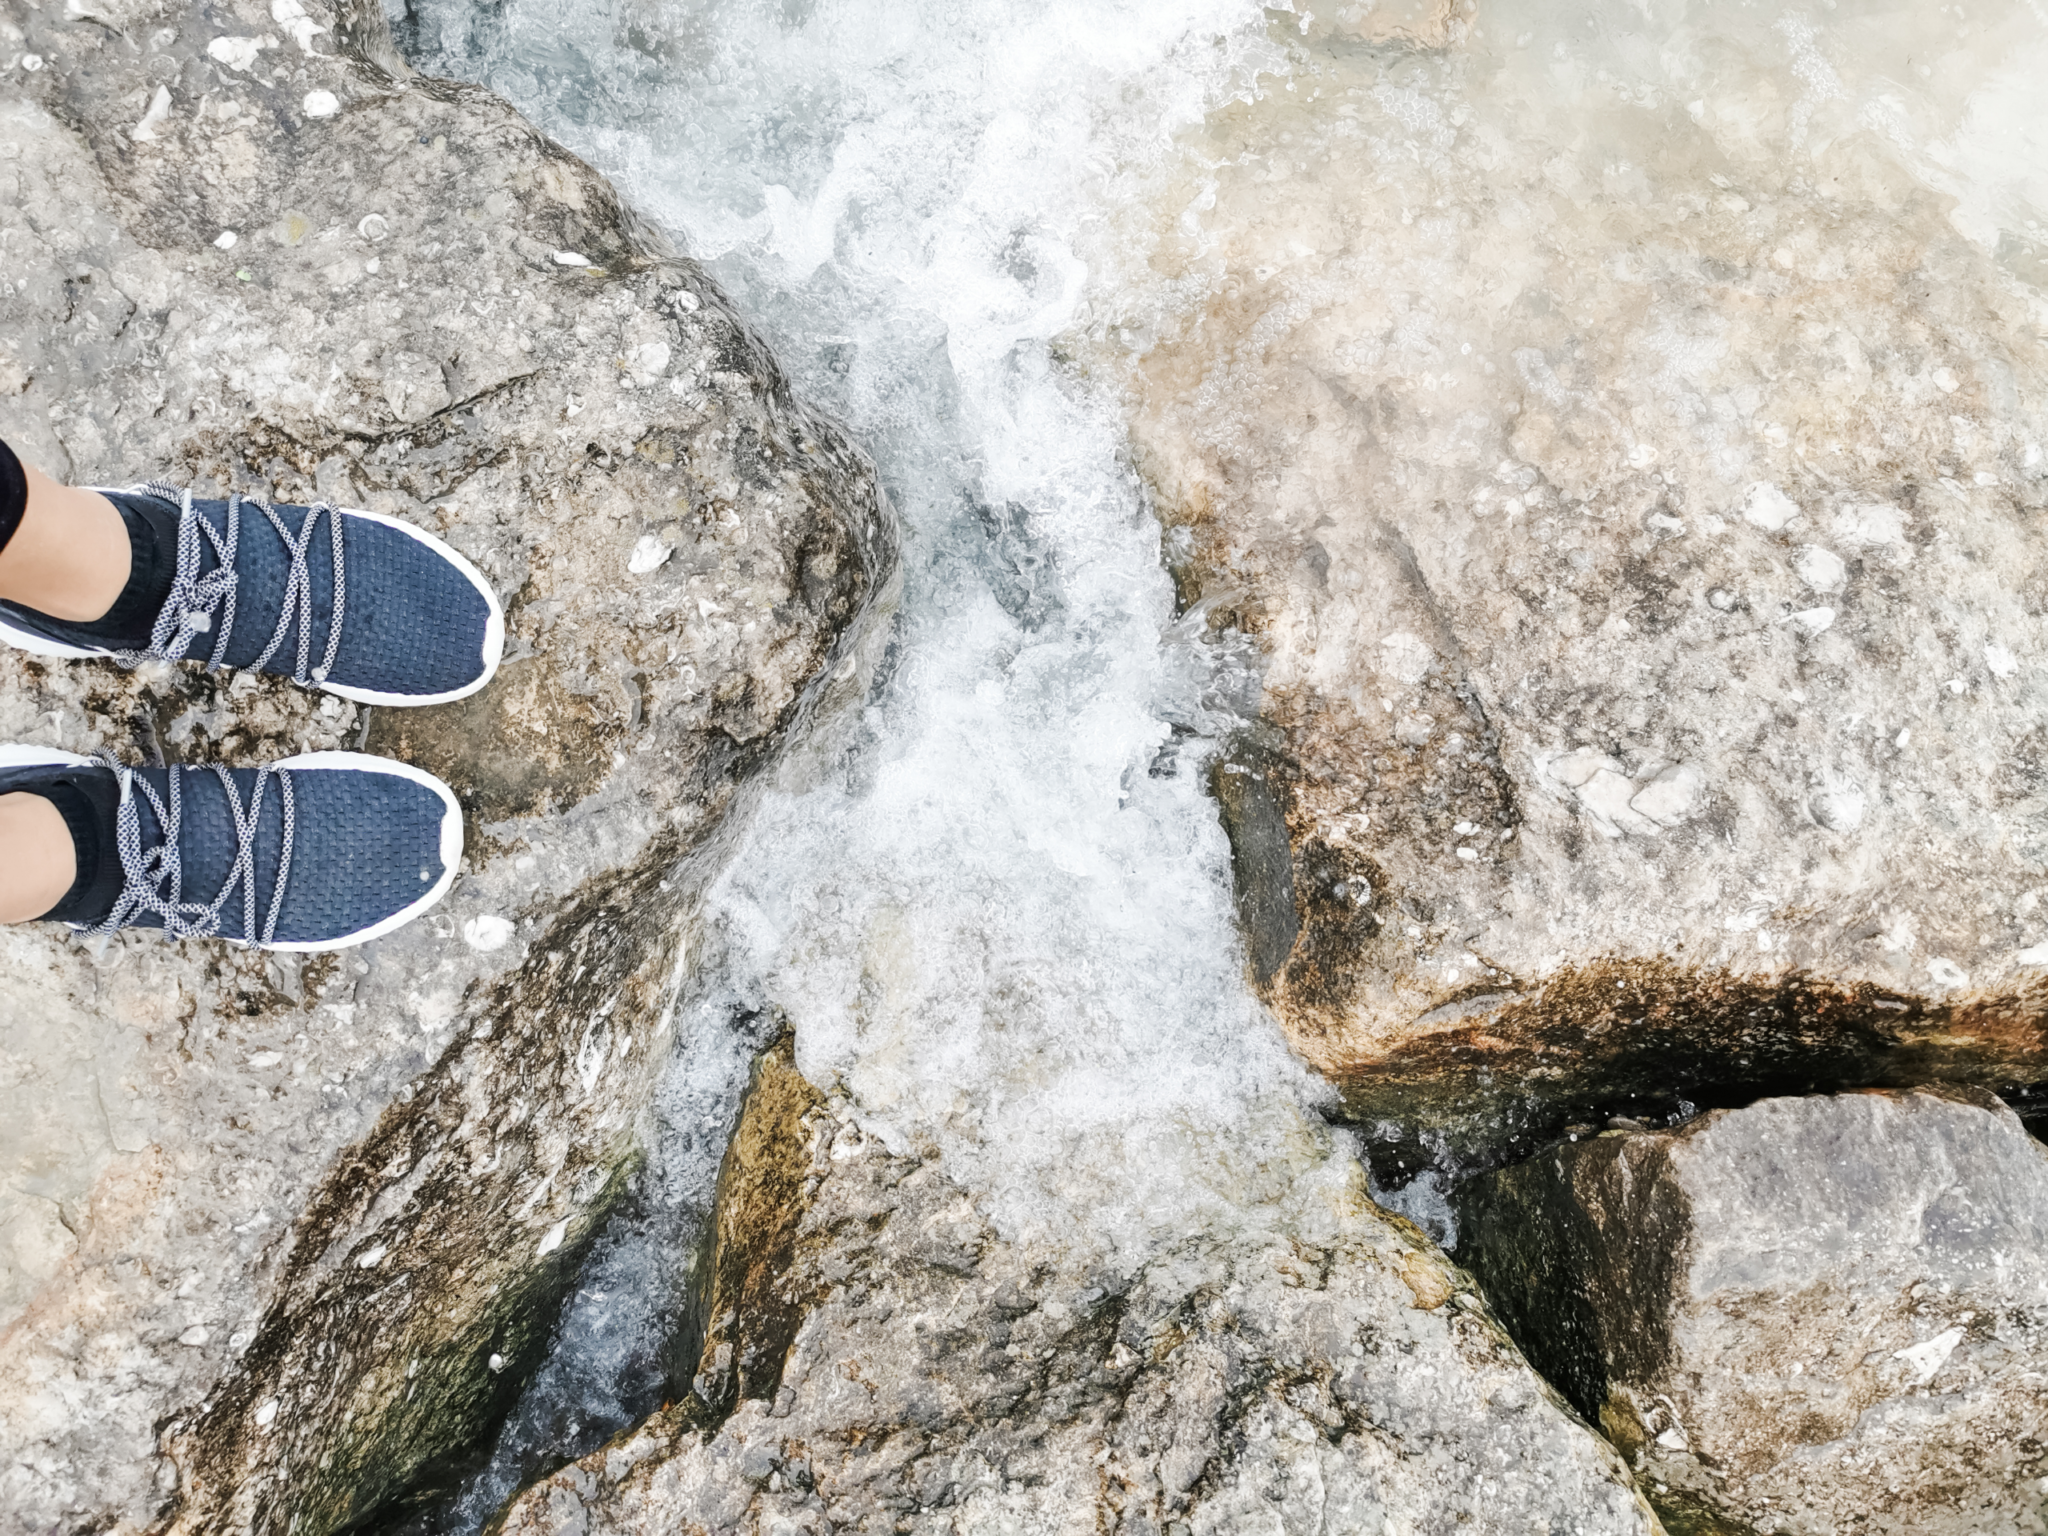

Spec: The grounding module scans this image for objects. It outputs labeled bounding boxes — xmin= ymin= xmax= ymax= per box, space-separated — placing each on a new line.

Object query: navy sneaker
xmin=0 ymin=744 xmax=463 ymax=951
xmin=0 ymin=483 xmax=504 ymax=706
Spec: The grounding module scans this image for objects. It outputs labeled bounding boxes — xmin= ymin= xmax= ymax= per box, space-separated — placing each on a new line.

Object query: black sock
xmin=33 ymin=774 xmax=122 ymax=925
xmin=0 ymin=439 xmax=25 ymax=555
xmin=52 ymin=492 xmax=180 ymax=650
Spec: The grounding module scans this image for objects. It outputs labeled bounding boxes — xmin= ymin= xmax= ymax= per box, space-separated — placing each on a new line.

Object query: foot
xmin=0 ymin=744 xmax=463 ymax=951
xmin=0 ymin=483 xmax=505 ymax=706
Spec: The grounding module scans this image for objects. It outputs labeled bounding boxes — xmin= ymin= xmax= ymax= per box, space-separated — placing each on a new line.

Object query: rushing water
xmin=389 ymin=0 xmax=1346 ymax=1521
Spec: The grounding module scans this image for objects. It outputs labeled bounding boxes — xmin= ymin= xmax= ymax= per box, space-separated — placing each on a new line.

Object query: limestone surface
xmin=496 ymin=1039 xmax=1659 ymax=1536
xmin=1455 ymin=1088 xmax=2048 ymax=1536
xmin=0 ymin=0 xmax=891 ymax=1529
xmin=1091 ymin=1 xmax=2048 ymax=1157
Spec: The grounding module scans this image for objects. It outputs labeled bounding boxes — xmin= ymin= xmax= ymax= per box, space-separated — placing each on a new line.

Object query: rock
xmin=1454 ymin=1088 xmax=2048 ymax=1536
xmin=0 ymin=0 xmax=892 ymax=1528
xmin=495 ymin=1044 xmax=1661 ymax=1536
xmin=1097 ymin=3 xmax=2048 ymax=1163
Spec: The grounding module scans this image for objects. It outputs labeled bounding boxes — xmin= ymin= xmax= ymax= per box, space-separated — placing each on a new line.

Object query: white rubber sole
xmin=0 ymin=615 xmax=98 ymax=661
xmin=0 ymin=745 xmax=463 ymax=953
xmin=0 ymin=744 xmax=94 ymax=769
xmin=0 ymin=501 xmax=507 ymax=708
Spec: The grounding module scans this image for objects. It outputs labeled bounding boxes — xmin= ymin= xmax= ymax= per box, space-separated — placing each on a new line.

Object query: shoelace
xmin=117 ymin=483 xmax=348 ymax=688
xmin=79 ymin=754 xmax=298 ymax=946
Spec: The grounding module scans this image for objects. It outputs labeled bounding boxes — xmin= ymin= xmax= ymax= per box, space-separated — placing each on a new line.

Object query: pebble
xmin=1786 ymin=607 xmax=1835 ymax=637
xmin=214 ymin=230 xmax=239 ymax=249
xmin=1744 ymin=482 xmax=1801 ymax=531
xmin=628 ymin=534 xmax=674 ymax=574
xmin=1793 ymin=546 xmax=1846 ymax=592
xmin=1629 ymin=763 xmax=1705 ymax=828
xmin=206 ymin=35 xmax=267 ymax=72
xmin=1893 ymin=1325 xmax=1964 ymax=1384
xmin=554 ymin=250 xmax=593 ymax=266
xmin=302 ymin=89 xmax=339 ymax=118
xmin=1926 ymin=958 xmax=1968 ymax=989
xmin=19 ymin=53 xmax=43 ymax=71
xmin=462 ymin=914 xmax=515 ymax=951
xmin=132 ymin=84 xmax=171 ymax=142
xmin=270 ymin=0 xmax=328 ymax=52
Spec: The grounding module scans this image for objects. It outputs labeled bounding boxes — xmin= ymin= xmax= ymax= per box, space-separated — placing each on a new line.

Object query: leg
xmin=0 ymin=790 xmax=78 ymax=923
xmin=0 ymin=451 xmax=131 ymax=622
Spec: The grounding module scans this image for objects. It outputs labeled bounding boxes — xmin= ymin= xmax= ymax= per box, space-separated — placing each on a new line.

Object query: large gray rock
xmin=1094 ymin=0 xmax=2048 ymax=1162
xmin=0 ymin=0 xmax=891 ymax=1529
xmin=1455 ymin=1088 xmax=2048 ymax=1536
xmin=495 ymin=1039 xmax=1660 ymax=1536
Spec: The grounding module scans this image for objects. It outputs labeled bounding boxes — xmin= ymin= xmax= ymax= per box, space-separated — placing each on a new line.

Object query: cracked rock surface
xmin=497 ymin=1036 xmax=1658 ymax=1536
xmin=0 ymin=0 xmax=891 ymax=1529
xmin=1098 ymin=1 xmax=2048 ymax=1159
xmin=1456 ymin=1088 xmax=2048 ymax=1536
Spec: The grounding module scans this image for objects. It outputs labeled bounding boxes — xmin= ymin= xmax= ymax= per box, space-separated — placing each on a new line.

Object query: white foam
xmin=400 ymin=0 xmax=1324 ymax=1264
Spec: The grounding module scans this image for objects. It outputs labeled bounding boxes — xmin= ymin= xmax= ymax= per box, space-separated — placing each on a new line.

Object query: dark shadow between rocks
xmin=1333 ymin=960 xmax=2048 ymax=1186
xmin=427 ymin=1032 xmax=825 ymax=1534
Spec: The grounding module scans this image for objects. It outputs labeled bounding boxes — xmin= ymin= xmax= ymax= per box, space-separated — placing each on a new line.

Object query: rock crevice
xmin=498 ymin=1062 xmax=1661 ymax=1536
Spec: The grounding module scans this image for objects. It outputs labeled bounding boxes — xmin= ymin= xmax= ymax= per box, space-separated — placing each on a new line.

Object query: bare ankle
xmin=0 ymin=461 xmax=132 ymax=622
xmin=0 ymin=790 xmax=77 ymax=923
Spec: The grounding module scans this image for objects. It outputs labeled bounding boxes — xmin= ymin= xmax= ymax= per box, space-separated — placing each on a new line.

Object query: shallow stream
xmin=388 ymin=1 xmax=1346 ymax=1521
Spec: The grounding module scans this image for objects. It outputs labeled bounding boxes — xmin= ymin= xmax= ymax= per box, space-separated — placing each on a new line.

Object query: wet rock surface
xmin=0 ymin=0 xmax=890 ymax=1529
xmin=1101 ymin=4 xmax=2048 ymax=1161
xmin=497 ymin=1044 xmax=1658 ymax=1536
xmin=1455 ymin=1088 xmax=2048 ymax=1536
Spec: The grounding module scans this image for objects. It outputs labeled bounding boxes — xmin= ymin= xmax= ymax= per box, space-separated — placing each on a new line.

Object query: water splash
xmin=391 ymin=0 xmax=1337 ymax=1522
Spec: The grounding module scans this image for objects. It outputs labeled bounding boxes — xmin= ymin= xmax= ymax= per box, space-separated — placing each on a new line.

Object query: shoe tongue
xmin=34 ymin=771 xmax=122 ymax=925
xmin=65 ymin=491 xmax=180 ymax=650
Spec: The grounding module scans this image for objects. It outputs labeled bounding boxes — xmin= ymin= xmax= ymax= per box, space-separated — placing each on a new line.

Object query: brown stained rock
xmin=497 ymin=1095 xmax=1661 ymax=1536
xmin=0 ymin=0 xmax=894 ymax=1529
xmin=1454 ymin=1088 xmax=2048 ymax=1536
xmin=683 ymin=1033 xmax=824 ymax=1420
xmin=1337 ymin=958 xmax=2048 ymax=1170
xmin=1091 ymin=12 xmax=2048 ymax=1156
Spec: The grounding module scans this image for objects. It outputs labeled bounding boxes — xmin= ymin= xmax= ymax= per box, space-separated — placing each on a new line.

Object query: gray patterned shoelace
xmin=117 ymin=483 xmax=348 ymax=688
xmin=79 ymin=754 xmax=298 ymax=946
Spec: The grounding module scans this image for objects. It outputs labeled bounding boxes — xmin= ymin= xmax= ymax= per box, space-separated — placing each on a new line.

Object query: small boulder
xmin=1455 ymin=1088 xmax=2048 ymax=1536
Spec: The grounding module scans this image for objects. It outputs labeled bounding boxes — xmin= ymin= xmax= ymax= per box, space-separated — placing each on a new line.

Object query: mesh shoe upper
xmin=1 ymin=755 xmax=460 ymax=950
xmin=0 ymin=488 xmax=502 ymax=703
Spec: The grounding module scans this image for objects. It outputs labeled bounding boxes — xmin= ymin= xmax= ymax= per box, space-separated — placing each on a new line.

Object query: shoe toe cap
xmin=267 ymin=757 xmax=461 ymax=949
xmin=325 ymin=513 xmax=504 ymax=704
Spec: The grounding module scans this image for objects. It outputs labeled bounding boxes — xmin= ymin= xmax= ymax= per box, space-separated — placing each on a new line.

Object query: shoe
xmin=0 ymin=483 xmax=505 ymax=706
xmin=0 ymin=744 xmax=463 ymax=951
